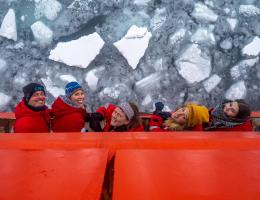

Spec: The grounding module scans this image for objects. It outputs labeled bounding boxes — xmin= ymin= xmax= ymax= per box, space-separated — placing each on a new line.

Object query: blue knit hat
xmin=65 ymin=82 xmax=82 ymax=97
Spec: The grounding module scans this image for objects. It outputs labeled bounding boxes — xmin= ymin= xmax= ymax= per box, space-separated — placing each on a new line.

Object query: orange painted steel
xmin=251 ymin=111 xmax=260 ymax=118
xmin=0 ymin=112 xmax=15 ymax=119
xmin=113 ymin=149 xmax=260 ymax=200
xmin=0 ymin=149 xmax=108 ymax=200
xmin=1 ymin=133 xmax=260 ymax=151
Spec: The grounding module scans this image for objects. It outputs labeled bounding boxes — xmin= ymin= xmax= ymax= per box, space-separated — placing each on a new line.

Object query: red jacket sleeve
xmin=149 ymin=115 xmax=164 ymax=131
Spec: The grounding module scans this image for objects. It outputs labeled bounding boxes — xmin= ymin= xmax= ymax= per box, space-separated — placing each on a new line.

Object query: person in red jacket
xmin=89 ymin=102 xmax=144 ymax=132
xmin=149 ymin=102 xmax=209 ymax=131
xmin=51 ymin=82 xmax=87 ymax=132
xmin=203 ymin=99 xmax=252 ymax=131
xmin=14 ymin=83 xmax=51 ymax=133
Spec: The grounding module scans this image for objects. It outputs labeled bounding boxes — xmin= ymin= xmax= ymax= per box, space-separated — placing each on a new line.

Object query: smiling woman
xmin=204 ymin=99 xmax=252 ymax=131
xmin=88 ymin=102 xmax=144 ymax=132
xmin=51 ymin=82 xmax=88 ymax=132
xmin=149 ymin=103 xmax=210 ymax=131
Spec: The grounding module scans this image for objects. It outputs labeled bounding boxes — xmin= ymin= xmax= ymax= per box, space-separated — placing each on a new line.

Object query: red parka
xmin=149 ymin=114 xmax=203 ymax=132
xmin=51 ymin=96 xmax=87 ymax=132
xmin=14 ymin=99 xmax=51 ymax=133
xmin=96 ymin=104 xmax=144 ymax=132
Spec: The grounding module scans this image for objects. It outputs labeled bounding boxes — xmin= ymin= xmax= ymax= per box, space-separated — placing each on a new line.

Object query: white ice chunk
xmin=150 ymin=8 xmax=167 ymax=31
xmin=34 ymin=0 xmax=62 ymax=21
xmin=203 ymin=74 xmax=221 ymax=92
xmin=175 ymin=44 xmax=211 ymax=84
xmin=59 ymin=75 xmax=77 ymax=82
xmin=154 ymin=58 xmax=163 ymax=71
xmin=41 ymin=77 xmax=64 ymax=98
xmin=114 ymin=25 xmax=152 ymax=70
xmin=191 ymin=28 xmax=215 ymax=45
xmin=134 ymin=0 xmax=151 ymax=5
xmin=21 ymin=15 xmax=25 ymax=21
xmin=224 ymin=7 xmax=231 ymax=14
xmin=0 ymin=9 xmax=17 ymax=41
xmin=31 ymin=21 xmax=53 ymax=46
xmin=225 ymin=81 xmax=247 ymax=100
xmin=226 ymin=18 xmax=238 ymax=31
xmin=191 ymin=2 xmax=218 ymax=23
xmin=230 ymin=57 xmax=259 ymax=79
xmin=85 ymin=70 xmax=98 ymax=91
xmin=239 ymin=5 xmax=260 ymax=17
xmin=0 ymin=58 xmax=7 ymax=71
xmin=99 ymin=84 xmax=129 ymax=100
xmin=135 ymin=73 xmax=162 ymax=92
xmin=205 ymin=0 xmax=214 ymax=7
xmin=14 ymin=73 xmax=27 ymax=85
xmin=169 ymin=28 xmax=186 ymax=45
xmin=49 ymin=32 xmax=105 ymax=68
xmin=220 ymin=38 xmax=233 ymax=50
xmin=242 ymin=36 xmax=260 ymax=56
xmin=0 ymin=92 xmax=11 ymax=107
xmin=142 ymin=95 xmax=152 ymax=105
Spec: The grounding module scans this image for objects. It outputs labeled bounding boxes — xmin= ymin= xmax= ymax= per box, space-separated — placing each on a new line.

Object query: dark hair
xmin=223 ymin=99 xmax=251 ymax=120
xmin=126 ymin=102 xmax=142 ymax=130
xmin=235 ymin=99 xmax=251 ymax=120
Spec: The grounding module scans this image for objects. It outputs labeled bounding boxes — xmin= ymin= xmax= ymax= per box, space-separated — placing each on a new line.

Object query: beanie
xmin=155 ymin=102 xmax=164 ymax=111
xmin=65 ymin=82 xmax=82 ymax=97
xmin=186 ymin=104 xmax=209 ymax=128
xmin=23 ymin=83 xmax=45 ymax=103
xmin=119 ymin=102 xmax=134 ymax=121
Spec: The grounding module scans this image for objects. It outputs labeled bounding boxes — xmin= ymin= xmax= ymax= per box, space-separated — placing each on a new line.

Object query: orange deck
xmin=0 ymin=148 xmax=108 ymax=200
xmin=114 ymin=149 xmax=260 ymax=200
xmin=1 ymin=132 xmax=260 ymax=199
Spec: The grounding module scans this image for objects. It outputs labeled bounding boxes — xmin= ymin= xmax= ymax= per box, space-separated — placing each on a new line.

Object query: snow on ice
xmin=225 ymin=81 xmax=247 ymax=100
xmin=0 ymin=9 xmax=17 ymax=41
xmin=242 ymin=37 xmax=260 ymax=56
xmin=175 ymin=44 xmax=211 ymax=84
xmin=203 ymin=74 xmax=221 ymax=93
xmin=49 ymin=32 xmax=105 ymax=68
xmin=191 ymin=2 xmax=218 ymax=23
xmin=31 ymin=21 xmax=53 ymax=46
xmin=114 ymin=25 xmax=152 ymax=70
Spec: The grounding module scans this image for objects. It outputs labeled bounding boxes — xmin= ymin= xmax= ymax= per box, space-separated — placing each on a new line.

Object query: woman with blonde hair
xmin=149 ymin=102 xmax=209 ymax=131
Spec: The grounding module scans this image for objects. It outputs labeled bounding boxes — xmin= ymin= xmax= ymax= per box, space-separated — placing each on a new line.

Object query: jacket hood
xmin=15 ymin=99 xmax=48 ymax=119
xmin=51 ymin=96 xmax=86 ymax=117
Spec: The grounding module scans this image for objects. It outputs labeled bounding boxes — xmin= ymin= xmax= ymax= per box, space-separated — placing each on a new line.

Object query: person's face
xmin=171 ymin=107 xmax=189 ymax=125
xmin=28 ymin=91 xmax=46 ymax=107
xmin=69 ymin=89 xmax=85 ymax=107
xmin=223 ymin=101 xmax=239 ymax=117
xmin=111 ymin=107 xmax=129 ymax=127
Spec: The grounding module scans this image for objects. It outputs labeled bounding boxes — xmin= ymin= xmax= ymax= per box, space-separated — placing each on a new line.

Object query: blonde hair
xmin=163 ymin=103 xmax=209 ymax=130
xmin=163 ymin=118 xmax=185 ymax=131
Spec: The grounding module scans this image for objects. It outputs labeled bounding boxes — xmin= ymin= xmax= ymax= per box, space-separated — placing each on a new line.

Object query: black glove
xmin=153 ymin=111 xmax=171 ymax=121
xmin=88 ymin=112 xmax=104 ymax=132
xmin=85 ymin=112 xmax=104 ymax=122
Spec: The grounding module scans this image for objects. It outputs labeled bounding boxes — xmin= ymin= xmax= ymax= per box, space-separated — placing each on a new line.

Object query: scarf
xmin=205 ymin=103 xmax=244 ymax=130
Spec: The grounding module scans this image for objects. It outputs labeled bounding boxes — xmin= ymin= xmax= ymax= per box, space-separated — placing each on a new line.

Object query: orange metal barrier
xmin=1 ymin=132 xmax=260 ymax=150
xmin=113 ymin=149 xmax=260 ymax=200
xmin=0 ymin=149 xmax=108 ymax=200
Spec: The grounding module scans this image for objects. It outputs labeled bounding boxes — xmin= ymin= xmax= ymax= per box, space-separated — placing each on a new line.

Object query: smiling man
xmin=14 ymin=83 xmax=51 ymax=133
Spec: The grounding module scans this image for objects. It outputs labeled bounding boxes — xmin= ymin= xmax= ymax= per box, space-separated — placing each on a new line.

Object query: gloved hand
xmin=86 ymin=112 xmax=104 ymax=132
